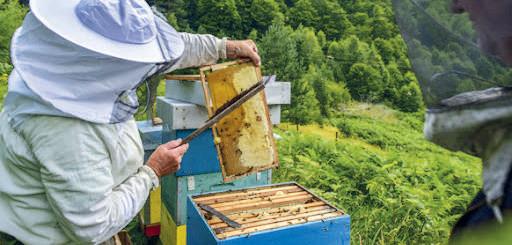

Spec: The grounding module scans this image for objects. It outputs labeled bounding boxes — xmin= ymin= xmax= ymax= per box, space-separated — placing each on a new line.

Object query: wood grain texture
xmin=191 ymin=183 xmax=344 ymax=240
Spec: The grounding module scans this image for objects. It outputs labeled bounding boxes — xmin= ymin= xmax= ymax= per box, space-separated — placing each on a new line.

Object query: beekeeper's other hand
xmin=226 ymin=40 xmax=261 ymax=66
xmin=147 ymin=139 xmax=189 ymax=177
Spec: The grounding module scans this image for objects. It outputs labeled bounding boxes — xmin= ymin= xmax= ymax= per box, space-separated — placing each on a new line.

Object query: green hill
xmin=273 ymin=103 xmax=481 ymax=244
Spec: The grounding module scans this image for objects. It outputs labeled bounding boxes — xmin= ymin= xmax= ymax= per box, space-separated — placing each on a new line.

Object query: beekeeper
xmin=392 ymin=0 xmax=512 ymax=241
xmin=0 ymin=0 xmax=260 ymax=244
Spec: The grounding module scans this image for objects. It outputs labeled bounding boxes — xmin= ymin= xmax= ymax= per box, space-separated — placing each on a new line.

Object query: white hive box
xmin=164 ymin=78 xmax=291 ymax=106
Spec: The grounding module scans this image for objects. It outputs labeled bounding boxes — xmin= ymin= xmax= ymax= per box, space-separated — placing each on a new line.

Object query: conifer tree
xmin=346 ymin=63 xmax=383 ymax=102
xmin=293 ymin=26 xmax=324 ymax=70
xmin=285 ymin=72 xmax=322 ymax=125
xmin=259 ymin=24 xmax=301 ymax=81
xmin=196 ymin=0 xmax=242 ymax=38
xmin=286 ymin=0 xmax=319 ymax=29
xmin=250 ymin=0 xmax=284 ymax=34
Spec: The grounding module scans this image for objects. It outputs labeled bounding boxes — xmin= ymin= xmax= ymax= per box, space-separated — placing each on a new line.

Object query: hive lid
xmin=200 ymin=60 xmax=279 ymax=182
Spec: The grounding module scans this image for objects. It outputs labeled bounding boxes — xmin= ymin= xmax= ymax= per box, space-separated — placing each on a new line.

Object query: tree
xmin=371 ymin=17 xmax=396 ymax=39
xmin=311 ymin=0 xmax=354 ymax=40
xmin=346 ymin=63 xmax=383 ymax=102
xmin=395 ymin=82 xmax=424 ymax=112
xmin=316 ymin=30 xmax=327 ymax=52
xmin=259 ymin=24 xmax=301 ymax=81
xmin=385 ymin=62 xmax=403 ymax=104
xmin=236 ymin=0 xmax=255 ymax=35
xmin=367 ymin=44 xmax=390 ymax=94
xmin=374 ymin=38 xmax=395 ymax=64
xmin=196 ymin=0 xmax=242 ymax=38
xmin=293 ymin=26 xmax=324 ymax=70
xmin=247 ymin=29 xmax=258 ymax=40
xmin=286 ymin=0 xmax=319 ymax=29
xmin=284 ymin=72 xmax=322 ymax=125
xmin=327 ymin=35 xmax=370 ymax=82
xmin=250 ymin=0 xmax=284 ymax=34
xmin=350 ymin=12 xmax=372 ymax=41
xmin=302 ymin=65 xmax=351 ymax=117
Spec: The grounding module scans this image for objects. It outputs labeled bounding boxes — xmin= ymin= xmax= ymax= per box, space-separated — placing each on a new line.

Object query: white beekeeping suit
xmin=0 ymin=0 xmax=227 ymax=244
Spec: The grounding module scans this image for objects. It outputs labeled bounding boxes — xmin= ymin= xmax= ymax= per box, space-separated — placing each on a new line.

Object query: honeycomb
xmin=205 ymin=62 xmax=277 ymax=179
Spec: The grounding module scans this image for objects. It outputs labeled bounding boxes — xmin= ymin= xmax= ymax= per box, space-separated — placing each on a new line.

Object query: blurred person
xmin=392 ymin=0 xmax=512 ymax=242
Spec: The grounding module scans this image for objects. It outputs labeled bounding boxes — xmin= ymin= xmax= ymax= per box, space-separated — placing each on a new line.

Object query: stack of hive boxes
xmin=155 ymin=76 xmax=291 ymax=245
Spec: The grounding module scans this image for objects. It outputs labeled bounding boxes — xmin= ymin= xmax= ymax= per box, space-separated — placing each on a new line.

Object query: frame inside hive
xmin=199 ymin=60 xmax=279 ymax=182
xmin=191 ymin=183 xmax=345 ymax=239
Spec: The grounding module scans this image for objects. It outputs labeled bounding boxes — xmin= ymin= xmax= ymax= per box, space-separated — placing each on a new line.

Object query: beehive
xmin=187 ymin=183 xmax=350 ymax=244
xmin=161 ymin=170 xmax=272 ymax=226
xmin=200 ymin=61 xmax=279 ymax=181
xmin=160 ymin=206 xmax=186 ymax=245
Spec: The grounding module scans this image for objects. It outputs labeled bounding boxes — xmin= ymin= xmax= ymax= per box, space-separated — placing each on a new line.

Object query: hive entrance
xmin=192 ymin=183 xmax=344 ymax=239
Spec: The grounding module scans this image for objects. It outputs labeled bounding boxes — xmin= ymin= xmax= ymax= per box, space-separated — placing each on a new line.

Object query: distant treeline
xmin=1 ymin=0 xmax=425 ymax=119
xmin=148 ymin=0 xmax=425 ymax=123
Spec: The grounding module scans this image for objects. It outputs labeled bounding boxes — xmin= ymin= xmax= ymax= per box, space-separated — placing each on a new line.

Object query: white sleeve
xmin=24 ymin=118 xmax=159 ymax=244
xmin=168 ymin=33 xmax=227 ymax=71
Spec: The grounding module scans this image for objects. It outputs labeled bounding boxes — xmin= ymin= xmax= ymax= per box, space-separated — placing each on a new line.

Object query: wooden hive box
xmin=160 ymin=206 xmax=186 ymax=245
xmin=138 ymin=187 xmax=161 ymax=237
xmin=156 ymin=98 xmax=222 ymax=176
xmin=137 ymin=120 xmax=162 ymax=162
xmin=161 ymin=170 xmax=272 ymax=226
xmin=186 ymin=183 xmax=350 ymax=245
xmin=199 ymin=60 xmax=279 ymax=181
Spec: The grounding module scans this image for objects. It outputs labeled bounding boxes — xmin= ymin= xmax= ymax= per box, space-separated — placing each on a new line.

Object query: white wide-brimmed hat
xmin=30 ymin=0 xmax=184 ymax=63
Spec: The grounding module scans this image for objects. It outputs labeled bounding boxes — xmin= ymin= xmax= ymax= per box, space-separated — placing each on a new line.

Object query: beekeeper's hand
xmin=226 ymin=40 xmax=261 ymax=66
xmin=147 ymin=139 xmax=189 ymax=177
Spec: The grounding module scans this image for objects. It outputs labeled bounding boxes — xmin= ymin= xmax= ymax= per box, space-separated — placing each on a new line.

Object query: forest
xmin=0 ymin=0 xmax=487 ymax=244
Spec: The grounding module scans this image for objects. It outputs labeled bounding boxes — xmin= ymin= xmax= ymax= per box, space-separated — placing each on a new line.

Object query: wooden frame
xmin=187 ymin=182 xmax=348 ymax=242
xmin=199 ymin=60 xmax=279 ymax=182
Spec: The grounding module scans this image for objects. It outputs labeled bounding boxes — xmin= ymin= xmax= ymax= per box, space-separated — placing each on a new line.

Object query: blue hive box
xmin=162 ymin=170 xmax=272 ymax=226
xmin=156 ymin=87 xmax=289 ymax=176
xmin=137 ymin=120 xmax=162 ymax=162
xmin=157 ymin=97 xmax=222 ymax=177
xmin=186 ymin=182 xmax=350 ymax=245
xmin=163 ymin=128 xmax=222 ymax=177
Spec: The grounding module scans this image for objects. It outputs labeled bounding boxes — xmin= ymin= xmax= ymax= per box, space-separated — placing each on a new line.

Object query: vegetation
xmin=274 ymin=104 xmax=481 ymax=244
xmin=148 ymin=0 xmax=425 ymax=125
xmin=0 ymin=0 xmax=26 ymax=106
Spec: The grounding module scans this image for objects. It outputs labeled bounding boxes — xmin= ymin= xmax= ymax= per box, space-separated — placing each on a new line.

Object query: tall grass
xmin=274 ymin=104 xmax=481 ymax=244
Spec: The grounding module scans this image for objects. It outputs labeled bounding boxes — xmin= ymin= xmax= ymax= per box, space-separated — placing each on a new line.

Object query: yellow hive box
xmin=160 ymin=205 xmax=186 ymax=245
xmin=139 ymin=186 xmax=162 ymax=226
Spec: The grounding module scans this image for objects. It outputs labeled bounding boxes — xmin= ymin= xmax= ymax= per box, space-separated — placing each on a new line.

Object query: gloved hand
xmin=226 ymin=40 xmax=261 ymax=66
xmin=146 ymin=139 xmax=189 ymax=177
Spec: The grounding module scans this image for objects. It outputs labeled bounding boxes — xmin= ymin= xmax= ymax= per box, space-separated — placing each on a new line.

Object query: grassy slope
xmin=273 ymin=103 xmax=481 ymax=245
